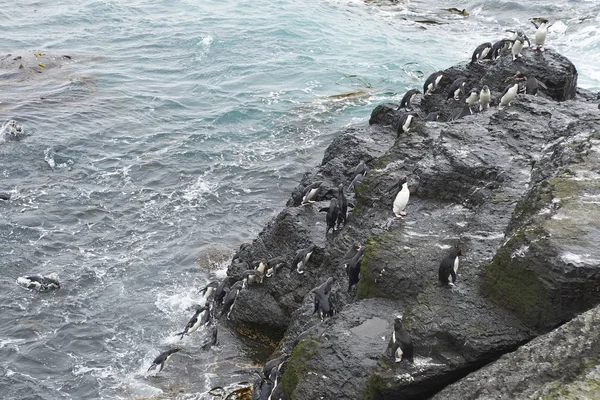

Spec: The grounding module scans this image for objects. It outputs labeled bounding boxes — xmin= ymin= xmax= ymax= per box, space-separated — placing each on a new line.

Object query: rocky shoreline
xmin=220 ymin=47 xmax=600 ymax=399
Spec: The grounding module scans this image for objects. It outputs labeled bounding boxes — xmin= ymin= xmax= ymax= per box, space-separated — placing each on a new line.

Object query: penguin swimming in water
xmin=464 ymin=88 xmax=479 ymax=114
xmin=479 ymin=85 xmax=491 ymax=111
xmin=499 ymin=82 xmax=520 ymax=109
xmin=399 ymin=88 xmax=421 ymax=111
xmin=423 ymin=71 xmax=444 ymax=95
xmin=148 ymin=347 xmax=182 ymax=373
xmin=471 ymin=42 xmax=492 ymax=64
xmin=531 ymin=18 xmax=550 ymax=51
xmin=389 ymin=176 xmax=409 ymax=218
xmin=336 ymin=184 xmax=348 ymax=228
xmin=0 ymin=192 xmax=10 ymax=201
xmin=446 ymin=77 xmax=466 ymax=101
xmin=438 ymin=243 xmax=464 ymax=286
xmin=397 ymin=113 xmax=417 ymax=136
xmin=301 ymin=181 xmax=323 ymax=205
xmin=220 ymin=280 xmax=244 ymax=320
xmin=176 ymin=304 xmax=211 ymax=339
xmin=389 ymin=316 xmax=414 ymax=363
xmin=292 ymin=244 xmax=315 ymax=274
xmin=345 ymin=246 xmax=366 ymax=291
xmin=17 ymin=275 xmax=61 ymax=292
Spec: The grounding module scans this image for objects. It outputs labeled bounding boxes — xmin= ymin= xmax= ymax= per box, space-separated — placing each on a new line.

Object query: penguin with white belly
xmin=388 ymin=316 xmax=414 ymax=363
xmin=147 ymin=347 xmax=182 ymax=373
xmin=388 ymin=176 xmax=410 ymax=218
xmin=438 ymin=243 xmax=464 ymax=287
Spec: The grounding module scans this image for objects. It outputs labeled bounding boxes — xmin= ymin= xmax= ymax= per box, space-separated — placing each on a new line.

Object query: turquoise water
xmin=1 ymin=0 xmax=599 ymax=398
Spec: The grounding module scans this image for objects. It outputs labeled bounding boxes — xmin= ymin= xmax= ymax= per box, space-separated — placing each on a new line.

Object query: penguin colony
xmin=8 ymin=17 xmax=552 ymax=399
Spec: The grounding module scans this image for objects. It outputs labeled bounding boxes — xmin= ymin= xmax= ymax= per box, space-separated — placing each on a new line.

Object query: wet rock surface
xmin=222 ymin=48 xmax=600 ymax=399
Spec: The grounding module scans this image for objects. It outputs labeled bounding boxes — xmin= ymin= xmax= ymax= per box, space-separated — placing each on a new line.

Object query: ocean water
xmin=1 ymin=1 xmax=599 ymax=399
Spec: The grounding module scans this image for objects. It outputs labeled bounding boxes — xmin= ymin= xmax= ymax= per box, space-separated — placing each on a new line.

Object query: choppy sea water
xmin=1 ymin=0 xmax=598 ymax=398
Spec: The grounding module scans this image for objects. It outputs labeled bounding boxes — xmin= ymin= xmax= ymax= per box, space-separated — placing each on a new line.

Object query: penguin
xmin=292 ymin=244 xmax=315 ymax=274
xmin=17 ymin=275 xmax=61 ymax=292
xmin=214 ymin=277 xmax=229 ymax=306
xmin=348 ymin=173 xmax=363 ymax=196
xmin=265 ymin=257 xmax=287 ymax=278
xmin=336 ymin=184 xmax=348 ymax=228
xmin=389 ymin=176 xmax=409 ymax=218
xmin=479 ymin=85 xmax=491 ymax=111
xmin=220 ymin=280 xmax=243 ymax=320
xmin=232 ymin=242 xmax=252 ymax=262
xmin=147 ymin=347 xmax=182 ymax=373
xmin=505 ymin=29 xmax=530 ymax=47
xmin=521 ymin=75 xmax=547 ymax=95
xmin=200 ymin=281 xmax=219 ymax=302
xmin=397 ymin=113 xmax=417 ymax=135
xmin=0 ymin=192 xmax=10 ymax=201
xmin=344 ymin=242 xmax=362 ymax=260
xmin=511 ymin=35 xmax=526 ymax=61
xmin=423 ymin=71 xmax=444 ymax=95
xmin=488 ymin=39 xmax=512 ymax=60
xmin=531 ymin=18 xmax=549 ymax=51
xmin=269 ymin=382 xmax=284 ymax=400
xmin=352 ymin=160 xmax=370 ymax=178
xmin=345 ymin=246 xmax=366 ymax=291
xmin=301 ymin=181 xmax=323 ymax=205
xmin=176 ymin=304 xmax=210 ymax=339
xmin=438 ymin=243 xmax=464 ymax=286
xmin=464 ymin=88 xmax=479 ymax=114
xmin=201 ymin=325 xmax=219 ymax=350
xmin=312 ymin=277 xmax=334 ymax=316
xmin=424 ymin=112 xmax=439 ymax=121
xmin=399 ymin=88 xmax=421 ymax=111
xmin=321 ymin=197 xmax=339 ymax=235
xmin=258 ymin=370 xmax=276 ymax=400
xmin=446 ymin=78 xmax=466 ymax=101
xmin=499 ymin=83 xmax=520 ymax=109
xmin=448 ymin=106 xmax=472 ymax=122
xmin=470 ymin=42 xmax=492 ymax=64
xmin=240 ymin=268 xmax=264 ymax=288
xmin=263 ymin=355 xmax=286 ymax=379
xmin=312 ymin=282 xmax=335 ymax=320
xmin=389 ymin=316 xmax=414 ymax=363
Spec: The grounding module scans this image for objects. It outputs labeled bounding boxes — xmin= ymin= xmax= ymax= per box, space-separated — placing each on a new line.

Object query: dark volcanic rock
xmin=431 ymin=304 xmax=600 ymax=400
xmin=224 ymin=48 xmax=600 ymax=400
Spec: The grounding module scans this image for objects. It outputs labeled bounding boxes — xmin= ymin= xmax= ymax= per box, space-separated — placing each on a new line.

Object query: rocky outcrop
xmin=224 ymin=47 xmax=600 ymax=400
xmin=431 ymin=304 xmax=600 ymax=399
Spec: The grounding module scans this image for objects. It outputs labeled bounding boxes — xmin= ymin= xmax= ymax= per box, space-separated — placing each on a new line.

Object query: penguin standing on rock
xmin=465 ymin=88 xmax=479 ymax=114
xmin=499 ymin=82 xmax=520 ymax=109
xmin=531 ymin=18 xmax=550 ymax=51
xmin=320 ymin=197 xmax=339 ymax=235
xmin=312 ymin=278 xmax=335 ymax=320
xmin=301 ymin=181 xmax=323 ymax=205
xmin=389 ymin=316 xmax=414 ymax=363
xmin=220 ymin=280 xmax=244 ymax=320
xmin=345 ymin=246 xmax=366 ymax=291
xmin=292 ymin=244 xmax=315 ymax=274
xmin=389 ymin=176 xmax=410 ymax=218
xmin=336 ymin=184 xmax=348 ymax=228
xmin=349 ymin=173 xmax=363 ymax=196
xmin=201 ymin=325 xmax=219 ymax=350
xmin=487 ymin=39 xmax=512 ymax=60
xmin=438 ymin=243 xmax=464 ymax=286
xmin=399 ymin=88 xmax=421 ymax=111
xmin=479 ymin=85 xmax=491 ymax=111
xmin=423 ymin=71 xmax=444 ymax=95
xmin=446 ymin=78 xmax=466 ymax=101
xmin=397 ymin=113 xmax=417 ymax=135
xmin=266 ymin=257 xmax=287 ymax=278
xmin=148 ymin=347 xmax=182 ymax=373
xmin=471 ymin=42 xmax=492 ymax=64
xmin=511 ymin=35 xmax=526 ymax=61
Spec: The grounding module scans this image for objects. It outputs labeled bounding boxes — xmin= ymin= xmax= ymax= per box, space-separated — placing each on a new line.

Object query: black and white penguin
xmin=147 ymin=347 xmax=182 ymax=373
xmin=344 ymin=242 xmax=362 ymax=260
xmin=506 ymin=29 xmax=531 ymax=47
xmin=499 ymin=83 xmax=520 ymax=108
xmin=322 ymin=197 xmax=339 ymax=235
xmin=389 ymin=176 xmax=410 ymax=218
xmin=389 ymin=316 xmax=414 ymax=363
xmin=531 ymin=18 xmax=550 ymax=51
xmin=438 ymin=243 xmax=464 ymax=286
xmin=263 ymin=355 xmax=286 ymax=379
xmin=424 ymin=112 xmax=439 ymax=121
xmin=446 ymin=78 xmax=466 ymax=101
xmin=336 ymin=184 xmax=348 ymax=228
xmin=399 ymin=88 xmax=421 ymax=111
xmin=17 ymin=275 xmax=61 ymax=292
xmin=232 ymin=242 xmax=252 ymax=263
xmin=471 ymin=42 xmax=492 ymax=64
xmin=312 ymin=279 xmax=335 ymax=320
xmin=464 ymin=88 xmax=479 ymax=114
xmin=479 ymin=85 xmax=491 ymax=111
xmin=0 ymin=192 xmax=10 ymax=201
xmin=220 ymin=280 xmax=244 ymax=320
xmin=520 ymin=74 xmax=547 ymax=95
xmin=423 ymin=71 xmax=444 ymax=95
xmin=176 ymin=304 xmax=210 ymax=339
xmin=345 ymin=246 xmax=366 ymax=291
xmin=301 ymin=181 xmax=323 ymax=205
xmin=200 ymin=281 xmax=219 ymax=302
xmin=265 ymin=257 xmax=287 ymax=278
xmin=240 ymin=268 xmax=264 ymax=288
xmin=258 ymin=368 xmax=276 ymax=400
xmin=269 ymin=382 xmax=284 ymax=400
xmin=512 ymin=35 xmax=526 ymax=61
xmin=213 ymin=277 xmax=229 ymax=306
xmin=292 ymin=244 xmax=315 ymax=274
xmin=352 ymin=160 xmax=370 ymax=178
xmin=201 ymin=325 xmax=219 ymax=350
xmin=488 ymin=39 xmax=512 ymax=60
xmin=348 ymin=173 xmax=364 ymax=196
xmin=397 ymin=112 xmax=417 ymax=135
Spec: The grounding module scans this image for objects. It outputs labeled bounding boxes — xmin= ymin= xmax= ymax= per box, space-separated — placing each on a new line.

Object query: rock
xmin=431 ymin=304 xmax=600 ymax=400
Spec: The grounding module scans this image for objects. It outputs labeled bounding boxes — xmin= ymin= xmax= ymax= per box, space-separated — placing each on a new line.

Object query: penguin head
xmin=353 ymin=242 xmax=362 ymax=251
xmin=454 ymin=242 xmax=464 ymax=256
xmin=399 ymin=176 xmax=408 ymax=186
xmin=482 ymin=85 xmax=489 ymax=92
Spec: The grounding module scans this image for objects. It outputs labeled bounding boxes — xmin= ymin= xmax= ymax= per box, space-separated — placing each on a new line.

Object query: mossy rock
xmin=356 ymin=233 xmax=395 ymax=300
xmin=281 ymin=338 xmax=322 ymax=399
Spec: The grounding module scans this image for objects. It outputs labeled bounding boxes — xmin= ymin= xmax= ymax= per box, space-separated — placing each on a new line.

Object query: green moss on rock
xmin=356 ymin=233 xmax=392 ymax=300
xmin=281 ymin=338 xmax=321 ymax=399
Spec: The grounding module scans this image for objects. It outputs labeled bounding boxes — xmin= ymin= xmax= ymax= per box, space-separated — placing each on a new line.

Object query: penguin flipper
xmin=450 ymin=269 xmax=457 ymax=284
xmin=158 ymin=361 xmax=165 ymax=372
xmin=148 ymin=363 xmax=157 ymax=372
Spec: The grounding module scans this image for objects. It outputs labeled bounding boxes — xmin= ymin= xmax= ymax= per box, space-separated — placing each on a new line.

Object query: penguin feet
xmin=531 ymin=45 xmax=538 ymax=50
xmin=448 ymin=282 xmax=455 ymax=287
xmin=540 ymin=47 xmax=545 ymax=52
